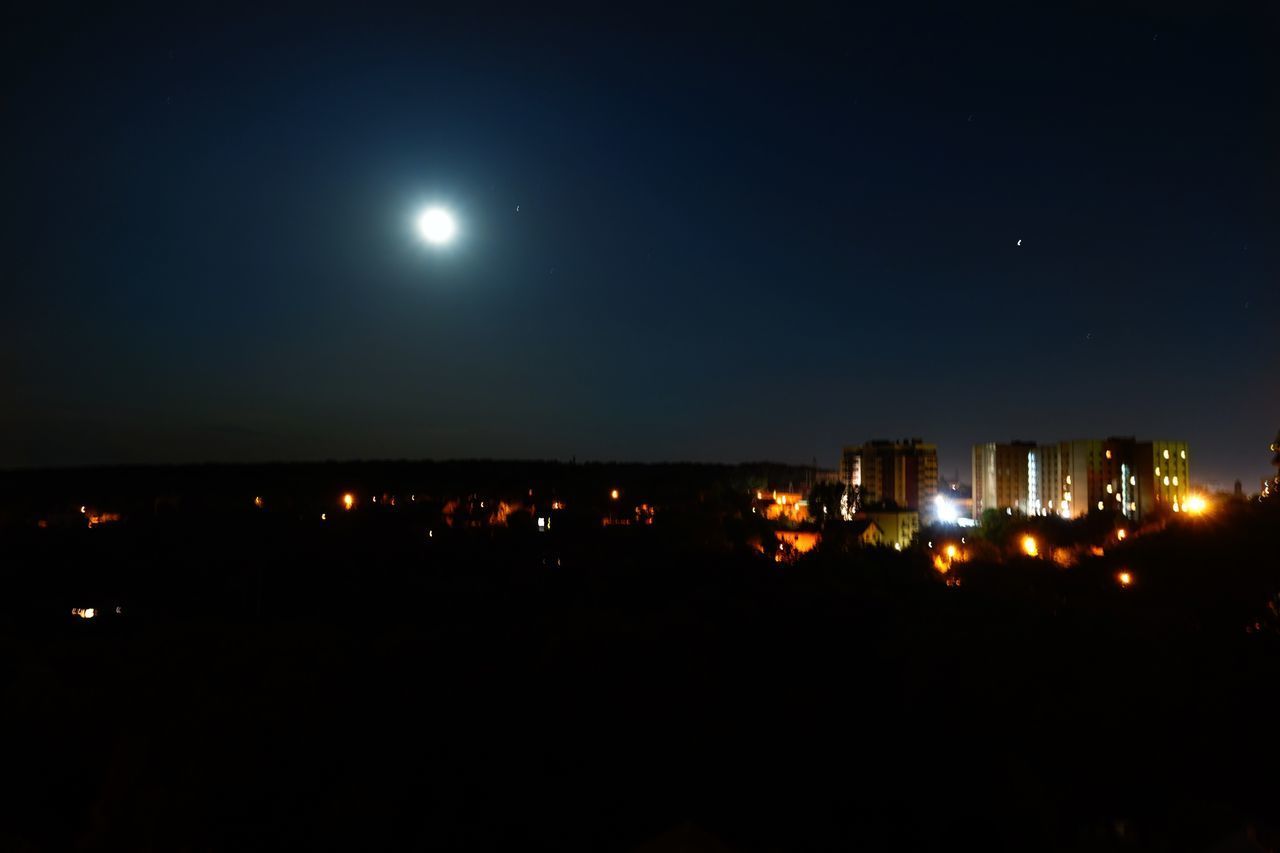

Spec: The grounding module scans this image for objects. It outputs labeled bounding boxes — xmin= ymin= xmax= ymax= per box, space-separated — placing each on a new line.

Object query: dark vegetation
xmin=2 ymin=461 xmax=1278 ymax=851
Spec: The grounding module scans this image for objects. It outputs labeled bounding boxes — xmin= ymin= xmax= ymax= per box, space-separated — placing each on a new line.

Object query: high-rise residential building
xmin=1131 ymin=439 xmax=1192 ymax=517
xmin=977 ymin=437 xmax=1191 ymax=521
xmin=973 ymin=441 xmax=1037 ymax=517
xmin=841 ymin=439 xmax=939 ymax=520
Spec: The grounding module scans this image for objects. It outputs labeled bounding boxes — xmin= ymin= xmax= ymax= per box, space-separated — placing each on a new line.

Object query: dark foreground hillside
xmin=2 ymin=467 xmax=1278 ymax=851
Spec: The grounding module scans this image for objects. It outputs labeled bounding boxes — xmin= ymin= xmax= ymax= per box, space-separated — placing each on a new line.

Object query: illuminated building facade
xmin=840 ymin=439 xmax=939 ymax=521
xmin=861 ymin=510 xmax=919 ymax=550
xmin=972 ymin=441 xmax=1037 ymax=516
xmin=1131 ymin=439 xmax=1191 ymax=517
xmin=976 ymin=437 xmax=1191 ymax=521
xmin=759 ymin=490 xmax=810 ymax=523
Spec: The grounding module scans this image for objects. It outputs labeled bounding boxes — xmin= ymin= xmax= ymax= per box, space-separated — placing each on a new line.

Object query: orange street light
xmin=342 ymin=493 xmax=355 ymax=511
xmin=1021 ymin=535 xmax=1039 ymax=557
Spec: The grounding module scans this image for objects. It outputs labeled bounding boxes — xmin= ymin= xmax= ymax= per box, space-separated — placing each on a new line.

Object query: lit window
xmin=1180 ymin=449 xmax=1186 ymax=460
xmin=1163 ymin=476 xmax=1170 ymax=486
xmin=1163 ymin=449 xmax=1170 ymax=460
xmin=1155 ymin=467 xmax=1160 ymax=476
xmin=1130 ymin=476 xmax=1136 ymax=485
xmin=1105 ymin=450 xmax=1112 ymax=459
xmin=1172 ymin=476 xmax=1178 ymax=486
xmin=1097 ymin=501 xmax=1104 ymax=510
xmin=1106 ymin=484 xmax=1113 ymax=494
xmin=1066 ymin=476 xmax=1072 ymax=485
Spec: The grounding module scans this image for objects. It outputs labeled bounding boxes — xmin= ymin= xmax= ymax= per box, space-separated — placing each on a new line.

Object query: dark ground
xmin=2 ymin=462 xmax=1278 ymax=851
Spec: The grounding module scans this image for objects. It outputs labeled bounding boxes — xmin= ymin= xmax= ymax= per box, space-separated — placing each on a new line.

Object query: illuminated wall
xmin=841 ymin=439 xmax=938 ymax=520
xmin=972 ymin=441 xmax=1036 ymax=516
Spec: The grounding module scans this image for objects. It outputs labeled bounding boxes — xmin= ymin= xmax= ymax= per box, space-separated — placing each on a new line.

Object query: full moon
xmin=416 ymin=207 xmax=457 ymax=245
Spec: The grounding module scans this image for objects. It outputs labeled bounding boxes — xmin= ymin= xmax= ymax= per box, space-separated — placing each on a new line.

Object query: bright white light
xmin=934 ymin=494 xmax=959 ymax=524
xmin=417 ymin=207 xmax=457 ymax=245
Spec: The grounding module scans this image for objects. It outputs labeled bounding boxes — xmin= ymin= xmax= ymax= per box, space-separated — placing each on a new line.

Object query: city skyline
xmin=4 ymin=6 xmax=1280 ymax=847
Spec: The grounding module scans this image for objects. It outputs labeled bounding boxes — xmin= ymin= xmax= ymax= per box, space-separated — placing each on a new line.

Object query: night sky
xmin=3 ymin=4 xmax=1276 ymax=487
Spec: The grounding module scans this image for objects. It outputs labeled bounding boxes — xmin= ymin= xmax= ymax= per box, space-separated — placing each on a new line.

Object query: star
xmin=1016 ymin=239 xmax=1021 ymax=246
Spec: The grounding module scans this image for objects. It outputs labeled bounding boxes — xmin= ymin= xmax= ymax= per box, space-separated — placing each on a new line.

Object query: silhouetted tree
xmin=807 ymin=481 xmax=847 ymax=526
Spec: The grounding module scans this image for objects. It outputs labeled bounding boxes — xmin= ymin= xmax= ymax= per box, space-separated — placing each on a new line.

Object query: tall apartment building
xmin=976 ymin=437 xmax=1191 ymax=521
xmin=973 ymin=441 xmax=1037 ymax=516
xmin=841 ymin=439 xmax=939 ymax=521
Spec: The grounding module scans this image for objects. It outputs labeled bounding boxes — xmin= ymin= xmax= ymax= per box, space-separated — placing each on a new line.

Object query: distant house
xmin=758 ymin=489 xmax=809 ymax=523
xmin=860 ymin=510 xmax=919 ymax=550
xmin=845 ymin=518 xmax=885 ymax=547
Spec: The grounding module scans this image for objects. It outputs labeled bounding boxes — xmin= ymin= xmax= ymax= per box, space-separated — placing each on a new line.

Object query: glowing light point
xmin=1021 ymin=535 xmax=1039 ymax=557
xmin=610 ymin=489 xmax=620 ymax=500
xmin=1117 ymin=570 xmax=1133 ymax=587
xmin=342 ymin=493 xmax=355 ymax=511
xmin=934 ymin=494 xmax=959 ymax=524
xmin=417 ymin=207 xmax=457 ymax=245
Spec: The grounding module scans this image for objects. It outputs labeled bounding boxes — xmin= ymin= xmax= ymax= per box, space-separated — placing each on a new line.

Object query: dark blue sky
xmin=2 ymin=4 xmax=1276 ymax=487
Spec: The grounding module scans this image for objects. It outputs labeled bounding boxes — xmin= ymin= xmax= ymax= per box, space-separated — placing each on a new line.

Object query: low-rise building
xmin=758 ymin=490 xmax=809 ymax=523
xmin=860 ymin=509 xmax=919 ymax=550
